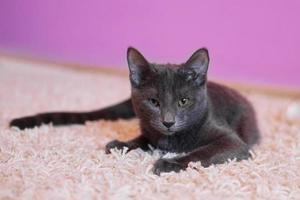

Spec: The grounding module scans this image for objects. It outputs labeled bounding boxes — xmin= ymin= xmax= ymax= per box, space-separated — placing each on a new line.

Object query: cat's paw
xmin=152 ymin=158 xmax=186 ymax=175
xmin=105 ymin=140 xmax=128 ymax=154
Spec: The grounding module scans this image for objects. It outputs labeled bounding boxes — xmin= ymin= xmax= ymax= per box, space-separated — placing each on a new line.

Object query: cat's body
xmin=10 ymin=47 xmax=260 ymax=175
xmin=141 ymin=81 xmax=259 ymax=153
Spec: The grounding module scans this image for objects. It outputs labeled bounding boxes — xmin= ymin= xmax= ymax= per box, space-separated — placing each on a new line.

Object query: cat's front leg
xmin=152 ymin=134 xmax=250 ymax=175
xmin=105 ymin=135 xmax=150 ymax=154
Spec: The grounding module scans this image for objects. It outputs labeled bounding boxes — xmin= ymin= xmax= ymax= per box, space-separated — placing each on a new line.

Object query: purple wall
xmin=0 ymin=0 xmax=299 ymax=88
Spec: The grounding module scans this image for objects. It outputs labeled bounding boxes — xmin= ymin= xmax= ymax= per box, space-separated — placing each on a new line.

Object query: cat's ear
xmin=127 ymin=47 xmax=151 ymax=87
xmin=185 ymin=48 xmax=209 ymax=76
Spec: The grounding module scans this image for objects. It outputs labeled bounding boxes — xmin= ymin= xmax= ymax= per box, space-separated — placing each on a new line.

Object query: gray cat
xmin=10 ymin=47 xmax=260 ymax=175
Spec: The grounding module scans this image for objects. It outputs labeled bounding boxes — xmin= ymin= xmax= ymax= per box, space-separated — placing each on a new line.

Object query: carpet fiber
xmin=0 ymin=57 xmax=300 ymax=199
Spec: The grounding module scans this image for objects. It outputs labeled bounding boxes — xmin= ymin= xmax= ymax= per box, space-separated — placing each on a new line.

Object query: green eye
xmin=149 ymin=98 xmax=160 ymax=107
xmin=178 ymin=98 xmax=189 ymax=107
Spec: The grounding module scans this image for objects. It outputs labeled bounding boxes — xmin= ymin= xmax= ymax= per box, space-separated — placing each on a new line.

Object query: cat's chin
xmin=162 ymin=132 xmax=176 ymax=136
xmin=160 ymin=129 xmax=177 ymax=136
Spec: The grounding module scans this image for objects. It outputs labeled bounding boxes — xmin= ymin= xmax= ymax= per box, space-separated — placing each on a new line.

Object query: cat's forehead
xmin=153 ymin=63 xmax=181 ymax=68
xmin=151 ymin=63 xmax=184 ymax=81
xmin=151 ymin=63 xmax=192 ymax=81
xmin=152 ymin=63 xmax=182 ymax=72
xmin=148 ymin=63 xmax=195 ymax=92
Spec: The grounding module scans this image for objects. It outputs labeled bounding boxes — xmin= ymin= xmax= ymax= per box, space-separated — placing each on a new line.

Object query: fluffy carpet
xmin=0 ymin=57 xmax=300 ymax=200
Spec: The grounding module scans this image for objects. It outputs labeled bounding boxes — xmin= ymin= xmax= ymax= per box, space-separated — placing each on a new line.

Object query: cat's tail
xmin=9 ymin=99 xmax=135 ymax=130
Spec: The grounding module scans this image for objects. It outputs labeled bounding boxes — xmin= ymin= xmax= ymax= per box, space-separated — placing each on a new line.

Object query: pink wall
xmin=0 ymin=0 xmax=299 ymax=88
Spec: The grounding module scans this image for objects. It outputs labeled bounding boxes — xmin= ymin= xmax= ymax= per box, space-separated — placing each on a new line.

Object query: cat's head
xmin=127 ymin=47 xmax=209 ymax=135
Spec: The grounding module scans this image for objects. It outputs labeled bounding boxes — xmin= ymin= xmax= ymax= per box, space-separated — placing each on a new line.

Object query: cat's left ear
xmin=185 ymin=48 xmax=209 ymax=76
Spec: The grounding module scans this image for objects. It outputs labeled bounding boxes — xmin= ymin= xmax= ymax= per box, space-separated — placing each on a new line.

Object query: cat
xmin=10 ymin=47 xmax=260 ymax=175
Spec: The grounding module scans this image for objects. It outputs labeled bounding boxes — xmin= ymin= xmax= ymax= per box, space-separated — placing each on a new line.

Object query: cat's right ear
xmin=182 ymin=48 xmax=210 ymax=85
xmin=127 ymin=47 xmax=151 ymax=87
xmin=185 ymin=48 xmax=209 ymax=75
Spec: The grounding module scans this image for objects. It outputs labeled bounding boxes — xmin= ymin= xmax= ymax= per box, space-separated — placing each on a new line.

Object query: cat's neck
xmin=140 ymin=106 xmax=210 ymax=153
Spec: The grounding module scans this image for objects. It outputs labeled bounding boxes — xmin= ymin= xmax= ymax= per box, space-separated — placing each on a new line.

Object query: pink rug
xmin=0 ymin=57 xmax=300 ymax=199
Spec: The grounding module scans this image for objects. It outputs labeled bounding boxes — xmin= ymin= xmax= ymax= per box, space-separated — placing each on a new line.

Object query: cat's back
xmin=207 ymin=81 xmax=255 ymax=124
xmin=206 ymin=81 xmax=260 ymax=146
xmin=207 ymin=81 xmax=249 ymax=106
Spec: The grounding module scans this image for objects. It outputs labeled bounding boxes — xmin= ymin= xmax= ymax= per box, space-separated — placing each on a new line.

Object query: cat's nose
xmin=162 ymin=121 xmax=175 ymax=128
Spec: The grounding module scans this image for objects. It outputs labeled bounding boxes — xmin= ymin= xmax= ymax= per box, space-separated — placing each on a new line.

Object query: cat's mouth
xmin=160 ymin=127 xmax=177 ymax=136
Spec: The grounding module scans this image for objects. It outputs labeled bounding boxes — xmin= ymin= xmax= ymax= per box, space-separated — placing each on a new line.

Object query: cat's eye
xmin=149 ymin=98 xmax=160 ymax=107
xmin=178 ymin=98 xmax=189 ymax=107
